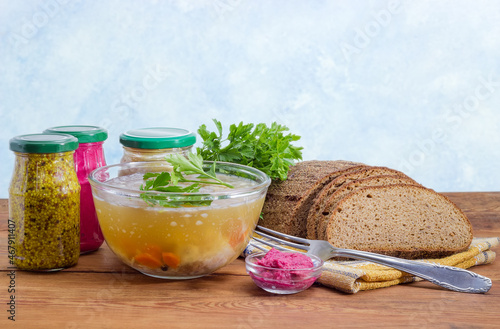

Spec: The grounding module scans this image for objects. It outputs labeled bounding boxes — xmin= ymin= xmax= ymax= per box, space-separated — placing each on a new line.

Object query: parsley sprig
xmin=197 ymin=119 xmax=303 ymax=181
xmin=139 ymin=153 xmax=233 ymax=207
xmin=166 ymin=152 xmax=233 ymax=188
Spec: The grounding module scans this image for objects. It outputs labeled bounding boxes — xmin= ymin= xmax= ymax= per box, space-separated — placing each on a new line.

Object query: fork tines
xmin=252 ymin=225 xmax=309 ymax=252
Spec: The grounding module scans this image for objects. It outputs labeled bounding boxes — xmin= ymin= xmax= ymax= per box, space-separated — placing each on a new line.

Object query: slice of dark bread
xmin=324 ymin=184 xmax=473 ymax=259
xmin=314 ymin=175 xmax=419 ymax=240
xmin=306 ymin=166 xmax=416 ymax=240
xmin=259 ymin=160 xmax=365 ymax=237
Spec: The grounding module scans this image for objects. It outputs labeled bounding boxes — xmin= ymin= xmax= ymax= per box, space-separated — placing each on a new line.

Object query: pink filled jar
xmin=45 ymin=125 xmax=107 ymax=254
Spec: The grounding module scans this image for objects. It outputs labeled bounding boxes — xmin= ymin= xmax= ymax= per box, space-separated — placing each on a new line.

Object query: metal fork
xmin=252 ymin=225 xmax=492 ymax=294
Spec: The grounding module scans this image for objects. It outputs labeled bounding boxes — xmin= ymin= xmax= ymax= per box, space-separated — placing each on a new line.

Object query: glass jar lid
xmin=10 ymin=133 xmax=79 ymax=153
xmin=119 ymin=127 xmax=196 ymax=149
xmin=44 ymin=125 xmax=108 ymax=143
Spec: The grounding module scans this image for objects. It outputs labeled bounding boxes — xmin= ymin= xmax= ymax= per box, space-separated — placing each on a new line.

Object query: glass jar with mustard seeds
xmin=8 ymin=133 xmax=80 ymax=271
xmin=119 ymin=127 xmax=196 ymax=163
xmin=44 ymin=125 xmax=107 ymax=254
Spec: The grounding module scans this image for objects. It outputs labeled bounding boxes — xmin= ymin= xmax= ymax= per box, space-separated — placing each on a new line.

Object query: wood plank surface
xmin=1 ymin=193 xmax=499 ymax=328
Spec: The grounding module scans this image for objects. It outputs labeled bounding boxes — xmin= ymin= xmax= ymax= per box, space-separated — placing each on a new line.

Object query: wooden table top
xmin=1 ymin=193 xmax=499 ymax=328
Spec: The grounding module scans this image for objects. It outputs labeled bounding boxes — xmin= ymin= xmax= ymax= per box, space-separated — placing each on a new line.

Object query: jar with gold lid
xmin=8 ymin=133 xmax=80 ymax=271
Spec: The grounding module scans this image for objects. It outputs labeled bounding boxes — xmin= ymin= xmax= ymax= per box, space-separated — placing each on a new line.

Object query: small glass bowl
xmin=245 ymin=251 xmax=323 ymax=294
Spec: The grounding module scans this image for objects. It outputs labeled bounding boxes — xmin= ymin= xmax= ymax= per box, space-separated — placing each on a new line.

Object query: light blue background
xmin=1 ymin=0 xmax=499 ymax=198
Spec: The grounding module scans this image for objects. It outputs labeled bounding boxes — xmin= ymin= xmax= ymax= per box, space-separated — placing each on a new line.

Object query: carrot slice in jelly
xmin=144 ymin=244 xmax=163 ymax=260
xmin=229 ymin=228 xmax=248 ymax=249
xmin=162 ymin=252 xmax=180 ymax=269
xmin=134 ymin=253 xmax=163 ymax=269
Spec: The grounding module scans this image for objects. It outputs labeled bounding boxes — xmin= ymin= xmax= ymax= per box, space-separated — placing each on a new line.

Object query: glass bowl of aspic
xmin=89 ymin=154 xmax=270 ymax=279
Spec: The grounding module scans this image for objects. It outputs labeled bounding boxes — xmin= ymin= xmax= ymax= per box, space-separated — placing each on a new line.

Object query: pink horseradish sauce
xmin=257 ymin=248 xmax=313 ymax=270
xmin=75 ymin=142 xmax=106 ymax=253
xmin=249 ymin=248 xmax=320 ymax=293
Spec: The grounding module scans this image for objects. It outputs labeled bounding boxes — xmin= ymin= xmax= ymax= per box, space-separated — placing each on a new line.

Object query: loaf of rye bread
xmin=259 ymin=160 xmax=474 ymax=259
xmin=260 ymin=160 xmax=365 ymax=237
xmin=324 ymin=184 xmax=473 ymax=259
xmin=306 ymin=167 xmax=417 ymax=240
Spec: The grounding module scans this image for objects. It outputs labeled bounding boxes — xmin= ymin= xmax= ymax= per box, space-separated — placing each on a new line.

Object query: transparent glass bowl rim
xmin=88 ymin=160 xmax=271 ymax=200
xmin=245 ymin=251 xmax=324 ymax=273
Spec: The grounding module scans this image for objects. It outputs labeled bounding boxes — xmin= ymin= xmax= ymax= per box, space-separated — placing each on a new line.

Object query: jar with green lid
xmin=119 ymin=127 xmax=196 ymax=163
xmin=44 ymin=125 xmax=107 ymax=254
xmin=8 ymin=133 xmax=80 ymax=271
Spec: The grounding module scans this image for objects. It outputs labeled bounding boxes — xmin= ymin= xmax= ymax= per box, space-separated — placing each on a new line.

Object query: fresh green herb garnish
xmin=197 ymin=119 xmax=303 ymax=181
xmin=139 ymin=153 xmax=233 ymax=207
xmin=167 ymin=153 xmax=233 ymax=188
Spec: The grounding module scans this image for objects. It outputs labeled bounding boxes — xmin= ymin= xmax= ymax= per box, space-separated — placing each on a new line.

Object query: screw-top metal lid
xmin=44 ymin=125 xmax=108 ymax=143
xmin=119 ymin=127 xmax=196 ymax=149
xmin=9 ymin=133 xmax=79 ymax=153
